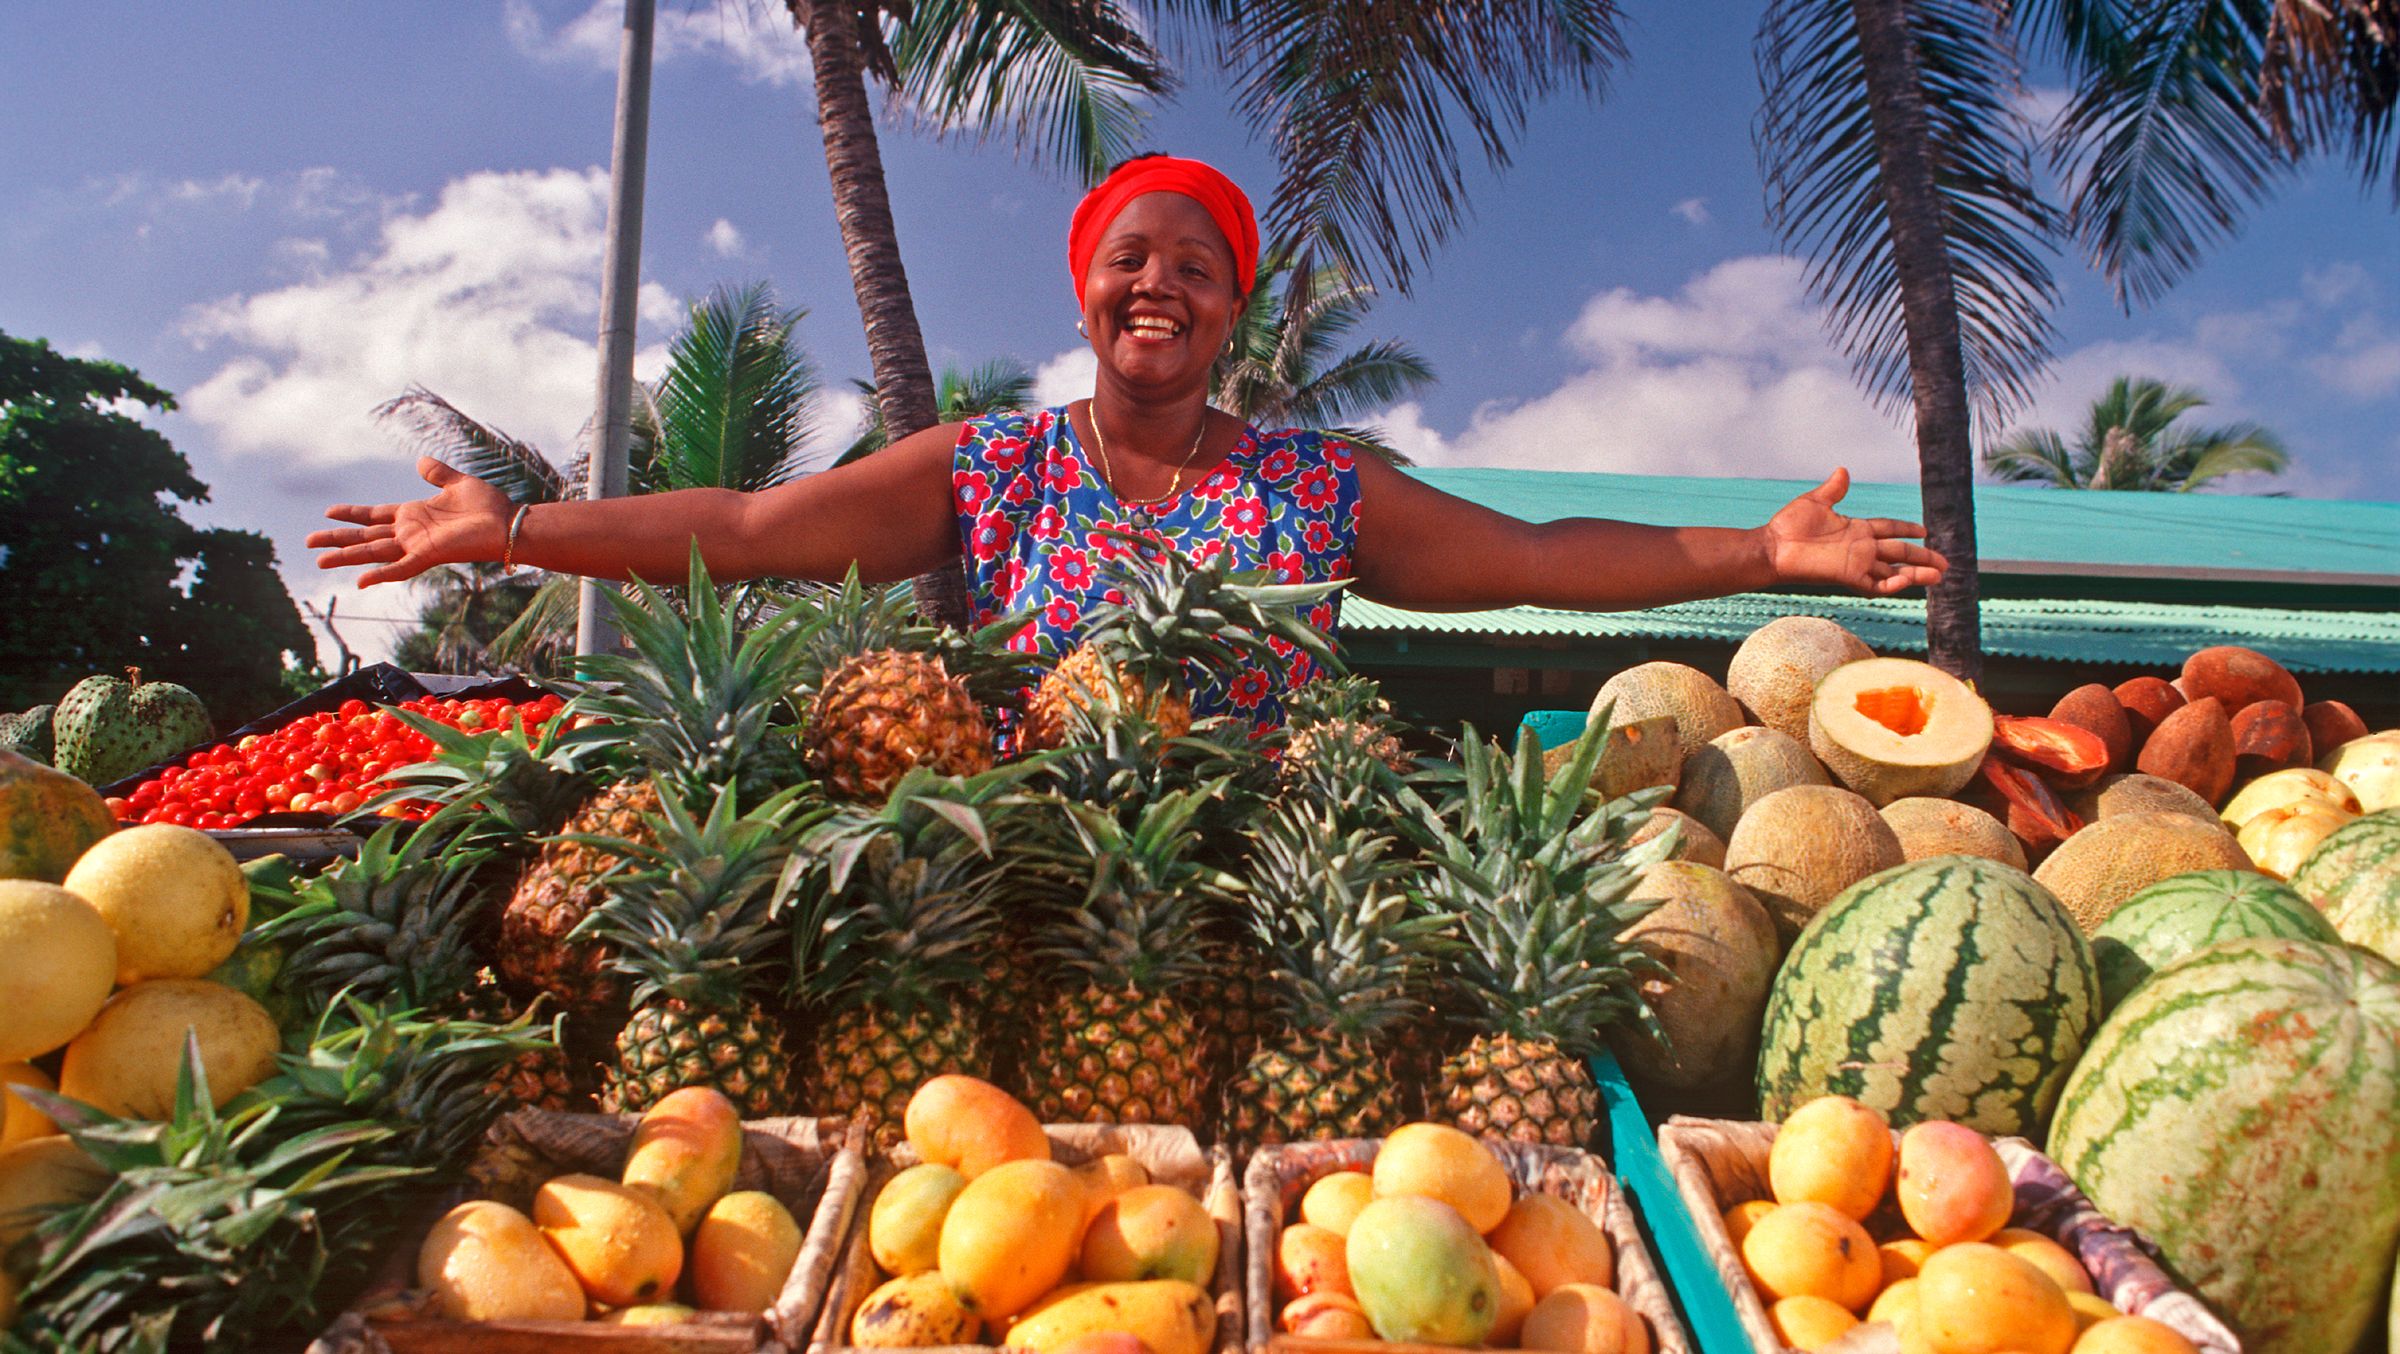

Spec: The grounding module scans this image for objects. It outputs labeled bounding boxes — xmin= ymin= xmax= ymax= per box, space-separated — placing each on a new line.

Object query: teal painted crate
xmin=1592 ymin=1052 xmax=1752 ymax=1354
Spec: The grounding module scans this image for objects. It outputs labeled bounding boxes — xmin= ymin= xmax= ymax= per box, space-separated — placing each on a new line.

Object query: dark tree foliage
xmin=0 ymin=331 xmax=315 ymax=727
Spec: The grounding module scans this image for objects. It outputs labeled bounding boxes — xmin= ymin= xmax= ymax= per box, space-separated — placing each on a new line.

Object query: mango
xmin=870 ymin=1162 xmax=967 ymax=1276
xmin=690 ymin=1190 xmax=800 ymax=1312
xmin=1895 ymin=1121 xmax=2013 ymax=1246
xmin=1915 ymin=1242 xmax=2074 ymax=1354
xmin=1080 ymin=1184 xmax=1217 ymax=1286
xmin=2067 ymin=1291 xmax=2122 ymax=1333
xmin=0 ymin=1136 xmax=106 ymax=1253
xmin=533 ymin=1173 xmax=684 ymax=1308
xmin=1299 ymin=1169 xmax=1375 ymax=1236
xmin=1522 ymin=1283 xmax=1651 ymax=1354
xmin=1488 ymin=1192 xmax=1614 ymax=1297
xmin=1 ymin=1063 xmax=57 ymax=1149
xmin=1491 ymin=1253 xmax=1536 ymax=1345
xmin=1274 ymin=1222 xmax=1351 ymax=1301
xmin=1721 ymin=1198 xmax=1776 ymax=1247
xmin=601 ymin=1302 xmax=699 ymax=1325
xmin=416 ymin=1200 xmax=586 ymax=1322
xmin=1769 ymin=1095 xmax=1893 ymax=1220
xmin=1346 ymin=1194 xmax=1502 ymax=1346
xmin=1740 ymin=1202 xmax=1878 ymax=1312
xmin=1052 ymin=1335 xmax=1149 ymax=1354
xmin=1771 ymin=1294 xmax=1859 ymax=1350
xmin=2073 ymin=1316 xmax=2198 ymax=1353
xmin=906 ymin=1075 xmax=1048 ymax=1179
xmin=938 ymin=1157 xmax=1081 ymax=1318
xmin=852 ymin=1271 xmax=979 ymax=1347
xmin=0 ymin=1269 xmax=15 ymax=1330
xmin=1372 ymin=1122 xmax=1512 ymax=1234
xmin=1071 ymin=1153 xmax=1148 ymax=1229
xmin=1879 ymin=1237 xmax=1935 ymax=1286
xmin=1282 ymin=1291 xmax=1374 ymax=1339
xmin=621 ymin=1085 xmax=743 ymax=1235
xmin=1004 ymin=1280 xmax=1214 ymax=1354
xmin=1869 ymin=1277 xmax=1920 ymax=1329
xmin=1992 ymin=1227 xmax=2094 ymax=1296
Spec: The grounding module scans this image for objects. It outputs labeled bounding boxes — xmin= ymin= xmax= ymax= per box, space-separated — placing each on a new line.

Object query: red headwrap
xmin=1068 ymin=156 xmax=1259 ymax=304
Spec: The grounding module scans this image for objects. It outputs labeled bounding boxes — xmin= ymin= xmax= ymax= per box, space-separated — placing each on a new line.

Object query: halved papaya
xmin=1990 ymin=716 xmax=2111 ymax=788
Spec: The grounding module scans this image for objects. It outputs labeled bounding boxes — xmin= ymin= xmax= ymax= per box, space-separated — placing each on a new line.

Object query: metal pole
xmin=577 ymin=0 xmax=656 ymax=657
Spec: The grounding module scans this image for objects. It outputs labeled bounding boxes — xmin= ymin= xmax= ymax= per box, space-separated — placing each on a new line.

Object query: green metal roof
xmin=1342 ymin=594 xmax=2400 ymax=674
xmin=1413 ymin=469 xmax=2400 ymax=596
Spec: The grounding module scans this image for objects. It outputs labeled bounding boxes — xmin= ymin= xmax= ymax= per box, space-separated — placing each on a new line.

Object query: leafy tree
xmin=0 ymin=331 xmax=315 ymax=726
xmin=1981 ymin=375 xmax=2290 ymax=491
xmin=839 ymin=358 xmax=1036 ymax=464
xmin=1213 ymin=251 xmax=1433 ymax=463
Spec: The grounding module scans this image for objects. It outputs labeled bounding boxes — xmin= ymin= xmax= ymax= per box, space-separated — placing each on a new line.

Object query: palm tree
xmin=838 ymin=358 xmax=1036 ymax=464
xmin=1213 ymin=251 xmax=1434 ymax=464
xmin=379 ymin=282 xmax=826 ymax=671
xmin=1981 ymin=376 xmax=2290 ymax=492
xmin=779 ymin=0 xmax=1169 ymax=626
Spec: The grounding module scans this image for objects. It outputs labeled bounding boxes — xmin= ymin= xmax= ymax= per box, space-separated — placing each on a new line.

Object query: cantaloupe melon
xmin=1726 ymin=617 xmax=1874 ymax=744
xmin=1629 ymin=807 xmax=1726 ymax=868
xmin=1544 ymin=715 xmax=1683 ymax=800
xmin=1807 ymin=659 xmax=1993 ymax=805
xmin=2065 ymin=774 xmax=2223 ymax=828
xmin=2033 ymin=811 xmax=2259 ymax=933
xmin=1591 ymin=663 xmax=1744 ymax=753
xmin=1880 ymin=797 xmax=2028 ymax=871
xmin=1725 ymin=784 xmax=1906 ymax=940
xmin=1608 ymin=862 xmax=1781 ymax=1088
xmin=1672 ymin=726 xmax=1829 ymax=842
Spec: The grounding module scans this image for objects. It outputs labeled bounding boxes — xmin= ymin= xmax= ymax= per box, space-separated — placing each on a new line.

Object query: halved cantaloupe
xmin=1807 ymin=658 xmax=1993 ymax=805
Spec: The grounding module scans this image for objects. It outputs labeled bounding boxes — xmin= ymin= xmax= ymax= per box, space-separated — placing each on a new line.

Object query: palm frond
xmin=2158 ymin=423 xmax=2291 ymax=487
xmin=2027 ymin=0 xmax=2297 ymax=308
xmin=373 ymin=387 xmax=570 ymax=503
xmin=485 ymin=574 xmax=584 ymax=669
xmin=1322 ymin=423 xmax=1416 ymax=467
xmin=2261 ymin=0 xmax=2400 ymax=196
xmin=889 ymin=0 xmax=1171 ymax=183
xmin=644 ymin=283 xmax=823 ymax=494
xmin=941 ymin=357 xmax=1036 ymax=416
xmin=1756 ymin=0 xmax=2060 ymax=419
xmin=1979 ymin=427 xmax=2083 ymax=485
xmin=1283 ymin=340 xmax=1437 ymax=428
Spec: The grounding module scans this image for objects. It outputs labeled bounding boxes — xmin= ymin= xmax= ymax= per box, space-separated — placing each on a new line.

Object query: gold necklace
xmin=1086 ymin=401 xmax=1208 ymax=507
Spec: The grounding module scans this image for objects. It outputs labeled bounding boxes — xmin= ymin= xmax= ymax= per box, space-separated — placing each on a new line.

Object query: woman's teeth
xmin=1127 ymin=318 xmax=1181 ymax=339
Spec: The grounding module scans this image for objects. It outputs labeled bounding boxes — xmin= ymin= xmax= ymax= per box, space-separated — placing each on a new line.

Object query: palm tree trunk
xmin=1848 ymin=0 xmax=1983 ymax=682
xmin=794 ymin=0 xmax=972 ymax=628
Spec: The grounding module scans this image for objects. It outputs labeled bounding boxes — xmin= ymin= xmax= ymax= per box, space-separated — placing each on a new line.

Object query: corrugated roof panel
xmin=1342 ymin=595 xmax=2400 ymax=673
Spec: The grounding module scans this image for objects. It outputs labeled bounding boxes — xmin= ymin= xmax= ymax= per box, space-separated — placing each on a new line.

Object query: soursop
xmin=52 ymin=667 xmax=213 ymax=786
xmin=0 ymin=705 xmax=53 ymax=763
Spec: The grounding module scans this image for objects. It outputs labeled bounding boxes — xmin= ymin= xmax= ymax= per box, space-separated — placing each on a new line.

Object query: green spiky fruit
xmin=1 ymin=706 xmax=55 ymax=764
xmin=52 ymin=668 xmax=211 ymax=785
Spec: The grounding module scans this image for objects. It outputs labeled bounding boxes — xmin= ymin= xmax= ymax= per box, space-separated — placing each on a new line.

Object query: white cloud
xmin=180 ymin=166 xmax=676 ymax=472
xmin=809 ymin=385 xmax=872 ymax=464
xmin=705 ymin=218 xmax=749 ymax=259
xmin=169 ymin=173 xmax=266 ymax=208
xmin=2315 ymin=340 xmax=2400 ymax=399
xmin=1032 ymin=346 xmax=1098 ymax=410
xmin=505 ymin=0 xmax=810 ymax=87
xmin=1670 ymin=197 xmax=1710 ymax=227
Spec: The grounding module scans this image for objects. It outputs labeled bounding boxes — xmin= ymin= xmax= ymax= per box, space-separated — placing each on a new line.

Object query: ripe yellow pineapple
xmin=498 ymin=779 xmax=658 ymax=1016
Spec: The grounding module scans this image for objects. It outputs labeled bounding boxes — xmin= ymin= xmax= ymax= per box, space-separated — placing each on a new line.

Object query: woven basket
xmin=808 ymin=1124 xmax=1243 ymax=1354
xmin=1655 ymin=1116 xmax=2239 ymax=1354
xmin=1242 ymin=1138 xmax=1693 ymax=1354
xmin=311 ymin=1110 xmax=867 ymax=1354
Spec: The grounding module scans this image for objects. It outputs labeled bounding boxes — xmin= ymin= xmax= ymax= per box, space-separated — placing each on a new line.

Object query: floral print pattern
xmin=953 ymin=405 xmax=1361 ymax=738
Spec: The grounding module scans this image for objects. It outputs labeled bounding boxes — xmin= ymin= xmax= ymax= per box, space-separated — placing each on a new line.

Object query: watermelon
xmin=2089 ymin=869 xmax=2339 ymax=1010
xmin=2290 ymin=809 xmax=2400 ymax=965
xmin=1755 ymin=855 xmax=2098 ymax=1135
xmin=2048 ymin=938 xmax=2400 ymax=1354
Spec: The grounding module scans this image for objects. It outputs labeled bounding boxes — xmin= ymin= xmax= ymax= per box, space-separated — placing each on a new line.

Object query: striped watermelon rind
xmin=1755 ymin=855 xmax=2099 ymax=1136
xmin=2089 ymin=869 xmax=2338 ymax=1010
xmin=2047 ymin=937 xmax=2400 ymax=1354
xmin=2291 ymin=809 xmax=2400 ymax=965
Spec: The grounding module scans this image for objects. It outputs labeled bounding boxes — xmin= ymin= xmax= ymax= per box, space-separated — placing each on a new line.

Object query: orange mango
xmin=621 ymin=1086 xmax=743 ymax=1234
xmin=905 ymin=1075 xmax=1048 ymax=1179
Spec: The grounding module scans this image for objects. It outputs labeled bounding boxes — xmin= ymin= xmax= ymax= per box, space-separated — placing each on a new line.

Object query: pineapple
xmin=1020 ymin=528 xmax=1344 ymax=751
xmin=1408 ymin=722 xmax=1674 ymax=1148
xmin=497 ymin=778 xmax=658 ymax=1017
xmin=1220 ymin=805 xmax=1447 ymax=1150
xmin=793 ymin=767 xmax=1028 ymax=1145
xmin=575 ymin=783 xmax=816 ymax=1118
xmin=1018 ymin=786 xmax=1234 ymax=1126
xmin=269 ymin=813 xmax=579 ymax=1112
xmin=1277 ymin=676 xmax=1418 ymax=827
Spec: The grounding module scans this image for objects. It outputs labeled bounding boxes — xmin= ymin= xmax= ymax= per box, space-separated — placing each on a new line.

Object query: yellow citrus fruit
xmin=0 ymin=881 xmax=117 ymax=1063
xmin=63 ymin=824 xmax=247 ymax=984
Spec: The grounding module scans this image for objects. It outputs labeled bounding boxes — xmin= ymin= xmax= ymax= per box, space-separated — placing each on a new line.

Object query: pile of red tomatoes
xmin=106 ymin=691 xmax=568 ymax=829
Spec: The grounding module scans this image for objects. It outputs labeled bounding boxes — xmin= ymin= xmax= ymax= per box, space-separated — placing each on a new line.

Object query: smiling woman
xmin=309 ymin=153 xmax=1946 ymax=735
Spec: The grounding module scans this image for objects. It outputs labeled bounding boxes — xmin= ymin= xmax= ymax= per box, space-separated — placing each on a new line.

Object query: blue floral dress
xmin=952 ymin=405 xmax=1361 ymax=738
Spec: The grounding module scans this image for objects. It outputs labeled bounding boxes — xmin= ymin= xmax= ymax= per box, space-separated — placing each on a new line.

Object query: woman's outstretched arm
xmin=308 ymin=423 xmax=964 ymax=587
xmin=1349 ymin=455 xmax=1946 ymax=612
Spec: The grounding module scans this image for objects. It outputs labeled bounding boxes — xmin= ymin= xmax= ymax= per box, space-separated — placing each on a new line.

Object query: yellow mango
xmin=852 ymin=1271 xmax=980 ymax=1347
xmin=1003 ymin=1280 xmax=1214 ymax=1354
xmin=1372 ymin=1122 xmax=1511 ymax=1234
xmin=938 ymin=1157 xmax=1082 ymax=1318
xmin=1072 ymin=1153 xmax=1149 ymax=1230
xmin=905 ymin=1074 xmax=1048 ymax=1179
xmin=621 ymin=1086 xmax=743 ymax=1234
xmin=1299 ymin=1171 xmax=1374 ymax=1236
xmin=870 ymin=1162 xmax=968 ymax=1276
xmin=1080 ymin=1184 xmax=1218 ymax=1286
xmin=415 ymin=1200 xmax=586 ymax=1322
xmin=690 ymin=1190 xmax=801 ymax=1313
xmin=533 ymin=1173 xmax=684 ymax=1308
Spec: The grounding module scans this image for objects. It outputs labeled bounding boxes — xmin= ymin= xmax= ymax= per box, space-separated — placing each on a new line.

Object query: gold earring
xmin=1077 ymin=319 xmax=1088 ymax=338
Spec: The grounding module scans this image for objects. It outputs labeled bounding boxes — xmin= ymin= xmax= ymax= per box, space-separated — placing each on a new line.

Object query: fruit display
xmin=1660 ymin=1098 xmax=2234 ymax=1354
xmin=818 ymin=1076 xmax=1235 ymax=1354
xmin=1243 ymin=1123 xmax=1687 ymax=1353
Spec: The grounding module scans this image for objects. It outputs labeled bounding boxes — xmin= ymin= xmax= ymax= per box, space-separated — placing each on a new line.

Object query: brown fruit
xmin=1992 ymin=716 xmax=2111 ymax=789
xmin=2110 ymin=677 xmax=2185 ymax=745
xmin=2049 ymin=685 xmax=2134 ymax=775
xmin=2229 ymin=700 xmax=2312 ymax=780
xmin=2136 ymin=697 xmax=2236 ymax=805
xmin=2302 ymin=700 xmax=2371 ymax=756
xmin=2180 ymin=646 xmax=2303 ymax=714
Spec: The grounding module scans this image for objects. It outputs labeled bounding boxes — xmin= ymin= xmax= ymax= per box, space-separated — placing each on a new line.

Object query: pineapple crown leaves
xmin=1244 ymin=803 xmax=1450 ymax=1041
xmin=360 ymin=699 xmax=619 ymax=841
xmin=1273 ymin=675 xmax=1422 ymax=831
xmin=1020 ymin=783 xmax=1241 ymax=993
xmin=261 ymin=808 xmax=497 ymax=1017
xmin=1067 ymin=526 xmax=1347 ymax=687
xmin=566 ymin=780 xmax=818 ymax=1011
xmin=575 ymin=543 xmax=814 ymax=800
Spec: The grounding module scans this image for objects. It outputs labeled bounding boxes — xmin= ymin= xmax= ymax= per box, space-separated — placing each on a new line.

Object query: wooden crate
xmin=1243 ymin=1138 xmax=1693 ymax=1354
xmin=808 ymin=1124 xmax=1243 ymax=1354
xmin=310 ymin=1110 xmax=867 ymax=1354
xmin=1655 ymin=1115 xmax=2238 ymax=1354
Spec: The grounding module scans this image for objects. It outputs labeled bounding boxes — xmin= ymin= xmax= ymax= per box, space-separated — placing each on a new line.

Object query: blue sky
xmin=5 ymin=2 xmax=2395 ymax=664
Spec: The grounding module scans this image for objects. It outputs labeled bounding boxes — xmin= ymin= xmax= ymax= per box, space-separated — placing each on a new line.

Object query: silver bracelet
xmin=502 ymin=504 xmax=534 ymax=572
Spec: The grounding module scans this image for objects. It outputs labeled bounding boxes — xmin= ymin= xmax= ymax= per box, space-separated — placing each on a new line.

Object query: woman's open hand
xmin=306 ymin=457 xmax=514 ymax=587
xmin=1764 ymin=468 xmax=1948 ymax=596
